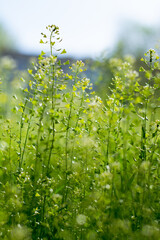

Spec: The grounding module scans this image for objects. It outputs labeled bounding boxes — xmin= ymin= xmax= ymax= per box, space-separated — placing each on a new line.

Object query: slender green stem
xmin=34 ymin=105 xmax=46 ymax=179
xmin=19 ymin=98 xmax=28 ymax=170
xmin=106 ymin=97 xmax=116 ymax=164
xmin=70 ymin=92 xmax=84 ymax=168
xmin=47 ymin=66 xmax=56 ymax=176
xmin=63 ymin=71 xmax=78 ymax=202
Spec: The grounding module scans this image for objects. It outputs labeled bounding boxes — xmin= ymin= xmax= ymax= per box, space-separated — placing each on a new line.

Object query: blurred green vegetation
xmin=0 ymin=24 xmax=160 ymax=239
xmin=0 ymin=23 xmax=16 ymax=53
xmin=1 ymin=22 xmax=160 ymax=103
xmin=92 ymin=22 xmax=160 ymax=100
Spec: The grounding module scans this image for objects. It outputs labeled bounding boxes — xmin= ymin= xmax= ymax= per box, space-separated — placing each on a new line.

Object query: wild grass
xmin=0 ymin=25 xmax=160 ymax=239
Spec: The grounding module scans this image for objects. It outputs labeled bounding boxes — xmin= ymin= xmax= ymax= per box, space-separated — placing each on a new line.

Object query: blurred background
xmin=1 ymin=0 xmax=160 ymax=57
xmin=1 ymin=0 xmax=160 ymax=101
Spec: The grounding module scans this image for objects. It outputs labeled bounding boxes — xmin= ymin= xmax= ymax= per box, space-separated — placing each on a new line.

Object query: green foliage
xmin=0 ymin=25 xmax=160 ymax=239
xmin=92 ymin=22 xmax=160 ymax=101
xmin=0 ymin=24 xmax=16 ymax=53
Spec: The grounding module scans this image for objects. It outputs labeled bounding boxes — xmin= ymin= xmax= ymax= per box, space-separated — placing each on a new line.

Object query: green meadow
xmin=0 ymin=25 xmax=159 ymax=239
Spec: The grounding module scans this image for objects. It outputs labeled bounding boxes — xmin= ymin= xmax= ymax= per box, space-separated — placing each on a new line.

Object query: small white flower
xmin=76 ymin=214 xmax=87 ymax=225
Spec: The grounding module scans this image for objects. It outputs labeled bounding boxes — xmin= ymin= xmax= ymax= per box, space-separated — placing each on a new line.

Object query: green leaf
xmin=28 ymin=69 xmax=33 ymax=74
xmin=135 ymin=82 xmax=140 ymax=87
xmin=40 ymin=39 xmax=44 ymax=44
xmin=145 ymin=71 xmax=152 ymax=79
xmin=35 ymin=192 xmax=40 ymax=197
xmin=51 ymin=41 xmax=55 ymax=46
xmin=13 ymin=95 xmax=17 ymax=99
xmin=65 ymin=104 xmax=70 ymax=109
xmin=152 ymin=130 xmax=157 ymax=138
xmin=139 ymin=66 xmax=145 ymax=72
xmin=41 ymin=51 xmax=46 ymax=55
xmin=61 ymin=49 xmax=67 ymax=54
xmin=63 ymin=60 xmax=70 ymax=65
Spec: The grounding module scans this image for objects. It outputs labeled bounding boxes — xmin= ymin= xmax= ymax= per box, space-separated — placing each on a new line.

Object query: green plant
xmin=0 ymin=25 xmax=159 ymax=240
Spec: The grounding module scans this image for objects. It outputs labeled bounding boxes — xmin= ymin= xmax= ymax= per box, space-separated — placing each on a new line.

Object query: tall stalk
xmin=63 ymin=70 xmax=78 ymax=201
